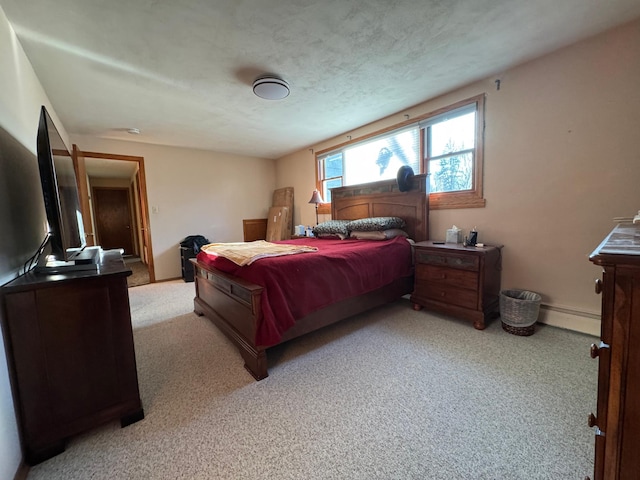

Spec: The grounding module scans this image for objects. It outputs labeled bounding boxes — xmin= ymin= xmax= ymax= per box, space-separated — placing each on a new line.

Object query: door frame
xmin=72 ymin=147 xmax=155 ymax=282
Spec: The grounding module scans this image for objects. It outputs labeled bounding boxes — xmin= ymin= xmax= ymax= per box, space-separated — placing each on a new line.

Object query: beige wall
xmin=277 ymin=19 xmax=640 ymax=335
xmin=0 ymin=5 xmax=65 ymax=478
xmin=70 ymin=135 xmax=277 ymax=280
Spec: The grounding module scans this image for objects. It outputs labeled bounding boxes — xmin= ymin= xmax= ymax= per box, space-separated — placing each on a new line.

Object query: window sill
xmin=429 ymin=194 xmax=486 ymax=210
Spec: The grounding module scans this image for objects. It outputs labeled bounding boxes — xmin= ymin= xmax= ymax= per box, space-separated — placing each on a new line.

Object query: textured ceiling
xmin=3 ymin=0 xmax=640 ymax=159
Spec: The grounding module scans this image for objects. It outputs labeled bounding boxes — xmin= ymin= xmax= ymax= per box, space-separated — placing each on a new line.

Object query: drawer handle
xmin=590 ymin=341 xmax=610 ymax=358
xmin=594 ymin=279 xmax=602 ymax=295
xmin=587 ymin=412 xmax=605 ymax=436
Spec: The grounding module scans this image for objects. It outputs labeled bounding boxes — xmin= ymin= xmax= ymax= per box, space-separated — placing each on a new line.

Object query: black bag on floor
xmin=180 ymin=235 xmax=210 ymax=254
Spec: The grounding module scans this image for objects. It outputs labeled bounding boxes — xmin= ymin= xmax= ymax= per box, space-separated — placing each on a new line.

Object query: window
xmin=316 ymin=94 xmax=485 ymax=210
xmin=317 ymin=152 xmax=343 ymax=204
xmin=423 ymin=95 xmax=485 ymax=208
xmin=316 ymin=127 xmax=420 ymax=205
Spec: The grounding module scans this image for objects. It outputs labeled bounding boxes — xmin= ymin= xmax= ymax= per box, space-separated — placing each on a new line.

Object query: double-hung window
xmin=422 ymin=95 xmax=485 ymax=208
xmin=316 ymin=94 xmax=485 ymax=211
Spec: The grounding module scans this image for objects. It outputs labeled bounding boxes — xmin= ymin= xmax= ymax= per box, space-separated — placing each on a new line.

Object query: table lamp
xmin=308 ymin=189 xmax=324 ymax=225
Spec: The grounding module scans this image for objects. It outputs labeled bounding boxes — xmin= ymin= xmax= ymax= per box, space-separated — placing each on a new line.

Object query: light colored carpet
xmin=125 ymin=259 xmax=151 ymax=288
xmin=26 ymin=280 xmax=598 ymax=479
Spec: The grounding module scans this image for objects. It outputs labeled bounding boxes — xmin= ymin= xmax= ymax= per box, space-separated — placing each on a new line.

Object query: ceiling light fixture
xmin=252 ymin=75 xmax=290 ymax=100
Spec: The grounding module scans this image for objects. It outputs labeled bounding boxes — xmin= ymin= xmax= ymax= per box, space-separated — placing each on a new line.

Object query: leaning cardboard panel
xmin=265 ymin=206 xmax=289 ymax=242
xmin=272 ymin=187 xmax=293 ymax=238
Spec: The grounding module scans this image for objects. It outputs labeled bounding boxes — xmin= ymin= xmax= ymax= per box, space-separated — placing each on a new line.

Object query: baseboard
xmin=13 ymin=461 xmax=29 ymax=480
xmin=538 ymin=303 xmax=601 ymax=337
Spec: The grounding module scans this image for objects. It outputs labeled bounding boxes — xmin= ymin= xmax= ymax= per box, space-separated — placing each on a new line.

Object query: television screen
xmin=37 ymin=106 xmax=86 ymax=262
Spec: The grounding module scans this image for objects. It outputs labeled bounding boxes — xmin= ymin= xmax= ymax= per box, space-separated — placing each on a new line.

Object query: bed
xmin=192 ymin=174 xmax=429 ymax=380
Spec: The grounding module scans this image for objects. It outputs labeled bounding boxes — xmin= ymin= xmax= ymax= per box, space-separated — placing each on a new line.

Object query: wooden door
xmin=93 ymin=187 xmax=134 ymax=254
xmin=72 ymin=146 xmax=95 ymax=246
xmin=134 ymin=170 xmax=150 ymax=265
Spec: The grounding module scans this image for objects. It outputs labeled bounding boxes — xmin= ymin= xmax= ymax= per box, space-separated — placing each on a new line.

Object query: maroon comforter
xmin=196 ymin=236 xmax=413 ymax=346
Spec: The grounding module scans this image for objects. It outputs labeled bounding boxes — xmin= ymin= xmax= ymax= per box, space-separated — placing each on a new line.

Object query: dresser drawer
xmin=416 ymin=264 xmax=478 ymax=290
xmin=415 ymin=250 xmax=479 ymax=271
xmin=414 ymin=283 xmax=478 ymax=309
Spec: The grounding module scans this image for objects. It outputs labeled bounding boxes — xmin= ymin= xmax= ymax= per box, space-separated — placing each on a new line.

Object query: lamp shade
xmin=308 ymin=190 xmax=324 ymax=204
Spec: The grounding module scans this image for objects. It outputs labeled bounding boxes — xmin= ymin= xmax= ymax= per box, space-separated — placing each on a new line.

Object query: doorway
xmin=72 ymin=147 xmax=155 ymax=285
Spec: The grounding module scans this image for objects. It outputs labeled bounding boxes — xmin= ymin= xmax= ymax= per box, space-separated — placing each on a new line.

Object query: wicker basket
xmin=499 ymin=289 xmax=542 ymax=336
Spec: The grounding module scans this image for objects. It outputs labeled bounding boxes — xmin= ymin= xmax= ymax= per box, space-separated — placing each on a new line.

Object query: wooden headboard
xmin=331 ymin=174 xmax=429 ymax=242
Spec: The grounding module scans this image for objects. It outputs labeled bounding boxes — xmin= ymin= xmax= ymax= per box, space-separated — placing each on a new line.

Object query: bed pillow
xmin=349 ymin=229 xmax=409 ymax=240
xmin=312 ymin=219 xmax=350 ymax=239
xmin=346 ymin=216 xmax=406 ymax=232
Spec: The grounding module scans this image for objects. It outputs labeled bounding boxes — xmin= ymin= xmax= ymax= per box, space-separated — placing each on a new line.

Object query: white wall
xmin=0 ymin=5 xmax=68 ymax=478
xmin=70 ymin=135 xmax=277 ymax=280
xmin=277 ymin=19 xmax=640 ymax=336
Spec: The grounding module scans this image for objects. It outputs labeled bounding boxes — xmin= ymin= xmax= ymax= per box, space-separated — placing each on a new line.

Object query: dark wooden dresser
xmin=588 ymin=223 xmax=640 ymax=480
xmin=410 ymin=241 xmax=502 ymax=329
xmin=0 ymin=250 xmax=144 ymax=465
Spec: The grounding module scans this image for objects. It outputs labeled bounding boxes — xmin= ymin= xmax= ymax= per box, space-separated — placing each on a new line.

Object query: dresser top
xmin=590 ymin=223 xmax=640 ymax=265
xmin=413 ymin=240 xmax=503 ymax=253
xmin=2 ymin=249 xmax=130 ymax=291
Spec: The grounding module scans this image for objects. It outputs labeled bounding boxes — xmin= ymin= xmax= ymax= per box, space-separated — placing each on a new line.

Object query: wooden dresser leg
xmin=242 ymin=348 xmax=269 ymax=381
xmin=120 ymin=408 xmax=145 ymax=427
xmin=26 ymin=440 xmax=66 ymax=466
xmin=194 ymin=300 xmax=204 ymax=316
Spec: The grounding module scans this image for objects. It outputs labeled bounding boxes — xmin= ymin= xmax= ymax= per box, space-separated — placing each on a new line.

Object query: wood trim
xmin=315 ymin=93 xmax=485 ymax=157
xmin=429 ymin=193 xmax=486 ymax=209
xmin=72 ymin=145 xmax=95 ymax=246
xmin=77 ymin=151 xmax=144 ymax=162
xmin=13 ymin=461 xmax=29 ymax=480
xmin=134 ymin=161 xmax=155 ymax=282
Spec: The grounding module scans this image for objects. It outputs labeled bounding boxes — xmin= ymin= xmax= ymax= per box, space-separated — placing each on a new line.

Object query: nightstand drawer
xmin=416 ymin=264 xmax=478 ymax=290
xmin=414 ymin=283 xmax=478 ymax=310
xmin=415 ymin=250 xmax=479 ymax=271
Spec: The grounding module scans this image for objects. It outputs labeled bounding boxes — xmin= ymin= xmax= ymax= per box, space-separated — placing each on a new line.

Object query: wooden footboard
xmin=193 ymin=259 xmax=413 ymax=380
xmin=193 ymin=261 xmax=268 ymax=379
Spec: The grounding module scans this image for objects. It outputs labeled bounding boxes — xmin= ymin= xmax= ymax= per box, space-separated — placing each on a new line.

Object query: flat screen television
xmin=36 ymin=105 xmax=98 ymax=270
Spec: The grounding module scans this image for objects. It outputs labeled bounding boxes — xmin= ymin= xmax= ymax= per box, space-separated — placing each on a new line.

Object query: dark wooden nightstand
xmin=180 ymin=246 xmax=196 ymax=282
xmin=410 ymin=241 xmax=502 ymax=329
